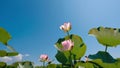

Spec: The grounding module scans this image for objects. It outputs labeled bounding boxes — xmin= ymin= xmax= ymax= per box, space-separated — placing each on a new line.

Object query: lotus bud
xmin=60 ymin=22 xmax=71 ymax=32
xmin=40 ymin=54 xmax=48 ymax=62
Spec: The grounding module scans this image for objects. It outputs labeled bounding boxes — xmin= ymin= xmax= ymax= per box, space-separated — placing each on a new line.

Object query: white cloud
xmin=13 ymin=54 xmax=23 ymax=61
xmin=0 ymin=56 xmax=12 ymax=62
xmin=24 ymin=54 xmax=30 ymax=57
xmin=0 ymin=53 xmax=30 ymax=63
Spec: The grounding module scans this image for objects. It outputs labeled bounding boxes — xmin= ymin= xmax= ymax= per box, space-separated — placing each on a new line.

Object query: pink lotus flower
xmin=60 ymin=22 xmax=71 ymax=32
xmin=40 ymin=54 xmax=48 ymax=62
xmin=61 ymin=39 xmax=74 ymax=51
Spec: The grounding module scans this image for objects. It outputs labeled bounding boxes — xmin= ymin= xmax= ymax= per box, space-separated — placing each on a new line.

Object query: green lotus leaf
xmin=0 ymin=27 xmax=16 ymax=52
xmin=75 ymin=59 xmax=120 ymax=68
xmin=92 ymin=59 xmax=118 ymax=68
xmin=0 ymin=50 xmax=7 ymax=57
xmin=47 ymin=64 xmax=56 ymax=68
xmin=0 ymin=62 xmax=7 ymax=68
xmin=0 ymin=27 xmax=11 ymax=45
xmin=116 ymin=59 xmax=120 ymax=68
xmin=55 ymin=34 xmax=86 ymax=64
xmin=88 ymin=51 xmax=116 ymax=63
xmin=55 ymin=51 xmax=68 ymax=64
xmin=6 ymin=65 xmax=15 ymax=68
xmin=88 ymin=26 xmax=120 ymax=47
xmin=74 ymin=61 xmax=100 ymax=68
xmin=23 ymin=62 xmax=33 ymax=68
xmin=7 ymin=52 xmax=19 ymax=56
xmin=0 ymin=50 xmax=18 ymax=57
xmin=56 ymin=64 xmax=62 ymax=68
xmin=91 ymin=59 xmax=103 ymax=64
xmin=102 ymin=63 xmax=117 ymax=68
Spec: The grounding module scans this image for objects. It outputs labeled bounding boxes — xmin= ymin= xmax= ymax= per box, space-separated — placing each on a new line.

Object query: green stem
xmin=69 ymin=51 xmax=73 ymax=68
xmin=43 ymin=62 xmax=45 ymax=68
xmin=105 ymin=45 xmax=108 ymax=52
xmin=67 ymin=31 xmax=70 ymax=37
xmin=62 ymin=64 xmax=63 ymax=68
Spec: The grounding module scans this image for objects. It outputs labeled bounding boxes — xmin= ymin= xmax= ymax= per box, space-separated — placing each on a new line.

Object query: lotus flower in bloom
xmin=60 ymin=22 xmax=71 ymax=32
xmin=40 ymin=54 xmax=48 ymax=62
xmin=61 ymin=39 xmax=74 ymax=51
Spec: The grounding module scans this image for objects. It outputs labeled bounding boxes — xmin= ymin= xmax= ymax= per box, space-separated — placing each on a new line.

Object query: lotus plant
xmin=60 ymin=22 xmax=74 ymax=68
xmin=55 ymin=22 xmax=86 ymax=68
xmin=55 ymin=39 xmax=74 ymax=68
xmin=62 ymin=39 xmax=74 ymax=67
xmin=40 ymin=54 xmax=48 ymax=68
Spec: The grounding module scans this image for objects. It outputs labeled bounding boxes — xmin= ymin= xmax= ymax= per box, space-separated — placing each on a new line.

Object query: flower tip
xmin=59 ymin=25 xmax=63 ymax=30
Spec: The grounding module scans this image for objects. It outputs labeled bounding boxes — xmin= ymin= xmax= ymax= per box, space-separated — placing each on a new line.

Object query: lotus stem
xmin=6 ymin=44 xmax=16 ymax=52
xmin=105 ymin=45 xmax=108 ymax=52
xmin=43 ymin=62 xmax=45 ymax=68
xmin=67 ymin=31 xmax=70 ymax=37
xmin=69 ymin=51 xmax=73 ymax=68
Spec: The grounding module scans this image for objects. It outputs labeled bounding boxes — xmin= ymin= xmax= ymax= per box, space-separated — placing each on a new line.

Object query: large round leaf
xmin=0 ymin=27 xmax=16 ymax=52
xmin=0 ymin=62 xmax=6 ymax=68
xmin=55 ymin=51 xmax=68 ymax=64
xmin=88 ymin=51 xmax=116 ymax=63
xmin=47 ymin=64 xmax=56 ymax=68
xmin=0 ymin=50 xmax=7 ymax=57
xmin=74 ymin=61 xmax=101 ymax=68
xmin=55 ymin=34 xmax=86 ymax=64
xmin=0 ymin=27 xmax=11 ymax=45
xmin=7 ymin=52 xmax=19 ymax=56
xmin=0 ymin=50 xmax=18 ymax=57
xmin=88 ymin=26 xmax=120 ymax=47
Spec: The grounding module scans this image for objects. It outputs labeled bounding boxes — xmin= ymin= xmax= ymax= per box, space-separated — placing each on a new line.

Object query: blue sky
xmin=0 ymin=0 xmax=120 ymax=65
